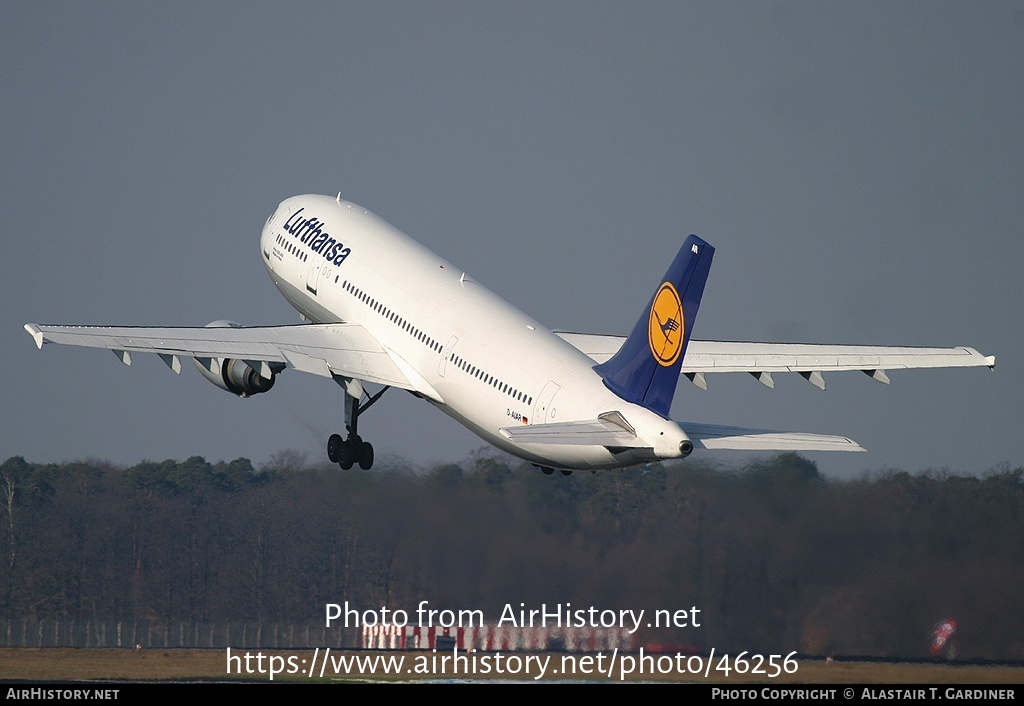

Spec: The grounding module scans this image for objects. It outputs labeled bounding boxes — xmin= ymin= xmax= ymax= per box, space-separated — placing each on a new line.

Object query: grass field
xmin=0 ymin=648 xmax=1022 ymax=683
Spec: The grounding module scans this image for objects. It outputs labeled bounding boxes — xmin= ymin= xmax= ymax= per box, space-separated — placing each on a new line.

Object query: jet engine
xmin=192 ymin=321 xmax=277 ymax=397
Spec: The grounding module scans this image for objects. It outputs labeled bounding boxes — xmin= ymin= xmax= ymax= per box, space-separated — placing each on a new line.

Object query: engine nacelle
xmin=192 ymin=321 xmax=277 ymax=398
xmin=194 ymin=357 xmax=276 ymax=397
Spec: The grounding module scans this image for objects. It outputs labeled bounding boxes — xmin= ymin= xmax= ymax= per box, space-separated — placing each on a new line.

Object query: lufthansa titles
xmin=283 ymin=207 xmax=352 ymax=266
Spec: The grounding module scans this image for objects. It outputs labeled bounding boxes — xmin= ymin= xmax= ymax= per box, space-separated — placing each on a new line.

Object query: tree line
xmin=1 ymin=452 xmax=1021 ymax=659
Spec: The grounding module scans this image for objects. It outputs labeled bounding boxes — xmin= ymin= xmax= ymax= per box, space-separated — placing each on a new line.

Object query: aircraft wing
xmin=24 ymin=322 xmax=417 ymax=390
xmin=679 ymin=422 xmax=865 ymax=452
xmin=555 ymin=332 xmax=995 ymax=390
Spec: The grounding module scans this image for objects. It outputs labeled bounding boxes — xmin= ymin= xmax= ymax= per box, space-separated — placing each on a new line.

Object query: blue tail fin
xmin=594 ymin=235 xmax=714 ymax=418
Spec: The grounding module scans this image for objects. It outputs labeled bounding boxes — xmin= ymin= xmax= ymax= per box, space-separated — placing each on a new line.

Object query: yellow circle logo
xmin=648 ymin=282 xmax=684 ymax=366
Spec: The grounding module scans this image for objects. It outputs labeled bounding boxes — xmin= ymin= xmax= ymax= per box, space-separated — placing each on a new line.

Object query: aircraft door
xmin=306 ymin=258 xmax=324 ymax=296
xmin=439 ymin=335 xmax=458 ymax=377
xmin=534 ymin=381 xmax=561 ymax=424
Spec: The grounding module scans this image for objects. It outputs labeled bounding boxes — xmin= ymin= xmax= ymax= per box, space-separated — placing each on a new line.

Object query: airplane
xmin=24 ymin=194 xmax=995 ymax=474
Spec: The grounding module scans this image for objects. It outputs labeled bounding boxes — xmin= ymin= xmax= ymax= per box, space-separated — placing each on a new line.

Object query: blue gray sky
xmin=2 ymin=2 xmax=1019 ymax=478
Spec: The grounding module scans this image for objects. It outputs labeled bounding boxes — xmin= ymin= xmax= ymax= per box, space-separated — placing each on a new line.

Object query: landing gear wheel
xmin=560 ymin=469 xmax=573 ymax=476
xmin=339 ymin=440 xmax=357 ymax=470
xmin=358 ymin=441 xmax=374 ymax=470
xmin=327 ymin=434 xmax=344 ymax=463
xmin=541 ymin=467 xmax=554 ymax=475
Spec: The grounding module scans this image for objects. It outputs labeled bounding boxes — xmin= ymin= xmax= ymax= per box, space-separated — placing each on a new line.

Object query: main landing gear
xmin=327 ymin=432 xmax=373 ymax=470
xmin=327 ymin=378 xmax=389 ymax=470
xmin=535 ymin=465 xmax=574 ymax=476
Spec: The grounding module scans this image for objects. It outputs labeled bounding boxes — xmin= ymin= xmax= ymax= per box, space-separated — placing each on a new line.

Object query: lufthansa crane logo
xmin=648 ymin=282 xmax=684 ymax=366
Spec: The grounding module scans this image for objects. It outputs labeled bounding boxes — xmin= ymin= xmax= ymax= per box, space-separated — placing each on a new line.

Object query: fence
xmin=0 ymin=619 xmax=359 ymax=649
xmin=1 ymin=619 xmax=634 ymax=652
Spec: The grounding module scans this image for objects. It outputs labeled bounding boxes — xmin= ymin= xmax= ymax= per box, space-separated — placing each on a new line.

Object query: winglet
xmin=594 ymin=235 xmax=714 ymax=418
xmin=24 ymin=323 xmax=45 ymax=349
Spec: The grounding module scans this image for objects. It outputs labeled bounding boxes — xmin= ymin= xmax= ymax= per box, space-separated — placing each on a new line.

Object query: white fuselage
xmin=260 ymin=195 xmax=689 ymax=470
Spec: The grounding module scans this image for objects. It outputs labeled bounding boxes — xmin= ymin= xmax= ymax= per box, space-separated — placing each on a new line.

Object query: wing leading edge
xmin=24 ymin=322 xmax=418 ymax=391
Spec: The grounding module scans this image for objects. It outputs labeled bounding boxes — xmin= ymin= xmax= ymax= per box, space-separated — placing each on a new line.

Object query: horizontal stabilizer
xmin=679 ymin=421 xmax=865 ymax=452
xmin=499 ymin=417 xmax=650 ymax=448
